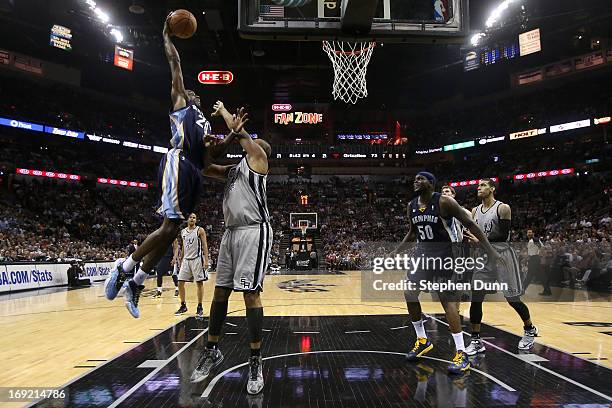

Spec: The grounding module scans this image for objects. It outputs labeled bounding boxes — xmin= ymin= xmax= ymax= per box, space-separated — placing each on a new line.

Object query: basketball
xmin=271 ymin=0 xmax=312 ymax=8
xmin=168 ymin=9 xmax=197 ymax=39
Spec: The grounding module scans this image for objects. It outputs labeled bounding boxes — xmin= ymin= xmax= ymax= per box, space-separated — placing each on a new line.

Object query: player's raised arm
xmin=213 ymin=101 xmax=253 ymax=139
xmin=441 ymin=195 xmax=499 ymax=261
xmin=163 ymin=16 xmax=187 ymax=111
xmin=230 ymin=108 xmax=269 ymax=174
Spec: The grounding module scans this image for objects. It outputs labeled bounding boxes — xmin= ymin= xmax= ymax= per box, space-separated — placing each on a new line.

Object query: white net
xmin=322 ymin=41 xmax=376 ymax=105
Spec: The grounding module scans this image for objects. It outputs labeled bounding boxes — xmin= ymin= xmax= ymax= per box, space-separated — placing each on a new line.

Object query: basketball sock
xmin=471 ymin=332 xmax=480 ymax=339
xmin=412 ymin=320 xmax=427 ymax=339
xmin=206 ymin=341 xmax=218 ymax=350
xmin=246 ymin=307 xmax=264 ymax=344
xmin=469 ymin=301 xmax=483 ymax=325
xmin=122 ymin=256 xmax=137 ymax=272
xmin=452 ymin=332 xmax=465 ymax=352
xmin=251 ymin=348 xmax=261 ymax=357
xmin=133 ymin=269 xmax=148 ymax=285
xmin=172 ymin=274 xmax=178 ymax=287
xmin=209 ymin=301 xmax=229 ymax=337
xmin=157 ymin=287 xmax=162 ymax=292
xmin=524 ymin=324 xmax=535 ymax=331
xmin=508 ymin=299 xmax=531 ymax=322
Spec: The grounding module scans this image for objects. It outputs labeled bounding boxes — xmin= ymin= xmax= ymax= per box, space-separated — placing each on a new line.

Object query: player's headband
xmin=417 ymin=171 xmax=436 ymax=186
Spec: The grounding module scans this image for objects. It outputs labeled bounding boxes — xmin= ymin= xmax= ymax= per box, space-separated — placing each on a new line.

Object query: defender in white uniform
xmin=465 ymin=179 xmax=539 ymax=355
xmin=191 ymin=103 xmax=271 ymax=396
xmin=176 ymin=213 xmax=209 ymax=318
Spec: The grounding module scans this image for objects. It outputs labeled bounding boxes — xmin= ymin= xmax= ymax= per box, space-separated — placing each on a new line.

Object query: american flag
xmin=260 ymin=5 xmax=284 ymax=18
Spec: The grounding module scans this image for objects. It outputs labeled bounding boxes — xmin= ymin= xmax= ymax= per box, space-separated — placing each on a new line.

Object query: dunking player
xmin=394 ymin=172 xmax=499 ymax=374
xmin=191 ymin=103 xmax=272 ymax=396
xmin=175 ymin=213 xmax=209 ymax=318
xmin=104 ymin=16 xmax=231 ymax=317
xmin=464 ymin=179 xmax=538 ymax=355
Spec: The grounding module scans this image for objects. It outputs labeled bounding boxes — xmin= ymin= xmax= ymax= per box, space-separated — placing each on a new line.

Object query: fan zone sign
xmin=274 ymin=112 xmax=323 ymax=125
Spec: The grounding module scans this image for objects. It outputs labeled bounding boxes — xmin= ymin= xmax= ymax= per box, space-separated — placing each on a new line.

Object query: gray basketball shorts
xmin=216 ymin=223 xmax=273 ymax=292
xmin=178 ymin=257 xmax=208 ymax=282
xmin=472 ymin=244 xmax=524 ymax=298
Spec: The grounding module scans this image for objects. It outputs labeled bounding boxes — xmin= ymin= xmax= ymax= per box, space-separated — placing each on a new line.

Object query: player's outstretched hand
xmin=230 ymin=107 xmax=249 ymax=134
xmin=464 ymin=230 xmax=479 ymax=242
xmin=212 ymin=101 xmax=225 ymax=117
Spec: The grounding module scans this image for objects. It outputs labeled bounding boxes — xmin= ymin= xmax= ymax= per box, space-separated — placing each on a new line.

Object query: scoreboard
xmin=481 ymin=42 xmax=519 ymax=66
xmin=50 ymin=25 xmax=72 ymax=51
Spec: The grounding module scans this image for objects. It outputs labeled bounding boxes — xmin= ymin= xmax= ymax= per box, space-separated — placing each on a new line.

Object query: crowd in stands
xmin=2 ymin=170 xmax=609 ymax=289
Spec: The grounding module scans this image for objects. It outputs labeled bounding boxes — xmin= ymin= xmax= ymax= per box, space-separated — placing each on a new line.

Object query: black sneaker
xmin=175 ymin=303 xmax=188 ymax=315
xmin=153 ymin=290 xmax=162 ymax=298
xmin=406 ymin=338 xmax=433 ymax=362
xmin=196 ymin=304 xmax=204 ymax=319
xmin=124 ymin=279 xmax=144 ymax=319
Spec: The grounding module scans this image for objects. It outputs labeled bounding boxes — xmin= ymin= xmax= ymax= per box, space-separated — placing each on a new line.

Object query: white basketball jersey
xmin=181 ymin=226 xmax=202 ymax=260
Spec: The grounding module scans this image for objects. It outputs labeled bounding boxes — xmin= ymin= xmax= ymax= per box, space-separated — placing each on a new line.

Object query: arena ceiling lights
xmin=82 ymin=0 xmax=124 ymax=44
xmin=470 ymin=0 xmax=519 ymax=46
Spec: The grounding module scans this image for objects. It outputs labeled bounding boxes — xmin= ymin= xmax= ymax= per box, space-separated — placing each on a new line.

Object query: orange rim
xmin=323 ymin=41 xmax=377 ymax=56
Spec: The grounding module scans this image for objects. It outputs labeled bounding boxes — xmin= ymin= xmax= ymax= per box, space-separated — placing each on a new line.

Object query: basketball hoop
xmin=322 ymin=41 xmax=376 ymax=105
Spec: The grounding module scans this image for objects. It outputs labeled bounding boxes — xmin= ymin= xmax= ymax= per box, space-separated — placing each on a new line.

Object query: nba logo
xmin=434 ymin=0 xmax=448 ymax=22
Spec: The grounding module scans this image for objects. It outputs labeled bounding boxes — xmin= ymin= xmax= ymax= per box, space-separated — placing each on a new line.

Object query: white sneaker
xmin=518 ymin=326 xmax=539 ymax=350
xmin=247 ymin=356 xmax=264 ymax=395
xmin=465 ymin=337 xmax=486 ymax=356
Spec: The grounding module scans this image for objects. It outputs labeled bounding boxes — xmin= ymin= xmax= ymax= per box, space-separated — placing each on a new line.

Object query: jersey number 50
xmin=417 ymin=225 xmax=434 ymax=240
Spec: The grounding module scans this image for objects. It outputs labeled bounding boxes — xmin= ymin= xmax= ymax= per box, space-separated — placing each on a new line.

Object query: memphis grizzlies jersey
xmin=223 ymin=158 xmax=270 ymax=228
xmin=169 ymin=101 xmax=211 ymax=169
xmin=450 ymin=218 xmax=464 ymax=242
xmin=181 ymin=226 xmax=202 ymax=260
xmin=474 ymin=201 xmax=510 ymax=243
xmin=409 ymin=193 xmax=459 ymax=243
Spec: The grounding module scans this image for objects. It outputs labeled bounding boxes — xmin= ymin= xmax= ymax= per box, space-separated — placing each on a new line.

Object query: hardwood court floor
xmin=0 ymin=271 xmax=610 ymax=407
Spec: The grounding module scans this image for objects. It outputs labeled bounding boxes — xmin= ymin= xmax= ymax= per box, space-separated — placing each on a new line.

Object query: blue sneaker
xmin=104 ymin=258 xmax=126 ymax=300
xmin=406 ymin=338 xmax=433 ymax=362
xmin=123 ymin=279 xmax=144 ymax=318
xmin=448 ymin=351 xmax=470 ymax=374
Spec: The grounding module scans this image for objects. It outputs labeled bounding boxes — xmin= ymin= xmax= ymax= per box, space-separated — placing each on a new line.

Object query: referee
xmin=526 ymin=229 xmax=550 ymax=295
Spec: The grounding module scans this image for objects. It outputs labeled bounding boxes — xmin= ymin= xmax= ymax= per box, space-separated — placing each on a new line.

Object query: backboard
xmin=238 ymin=0 xmax=469 ymax=43
xmin=290 ymin=213 xmax=318 ymax=230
